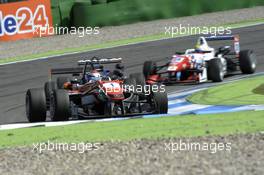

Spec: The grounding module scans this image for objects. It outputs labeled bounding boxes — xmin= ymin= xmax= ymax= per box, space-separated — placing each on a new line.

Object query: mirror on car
xmin=218 ymin=46 xmax=231 ymax=55
xmin=71 ymin=78 xmax=80 ymax=84
xmin=72 ymin=73 xmax=80 ymax=76
xmin=116 ymin=63 xmax=124 ymax=70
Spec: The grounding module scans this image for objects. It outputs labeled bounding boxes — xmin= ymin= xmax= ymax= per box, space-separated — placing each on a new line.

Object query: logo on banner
xmin=0 ymin=5 xmax=48 ymax=36
xmin=0 ymin=0 xmax=53 ymax=41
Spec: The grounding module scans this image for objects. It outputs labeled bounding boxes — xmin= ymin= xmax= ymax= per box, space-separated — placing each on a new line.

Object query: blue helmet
xmin=85 ymin=71 xmax=101 ymax=82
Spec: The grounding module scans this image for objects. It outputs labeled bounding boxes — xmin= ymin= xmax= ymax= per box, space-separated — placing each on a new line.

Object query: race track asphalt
xmin=0 ymin=24 xmax=263 ymax=124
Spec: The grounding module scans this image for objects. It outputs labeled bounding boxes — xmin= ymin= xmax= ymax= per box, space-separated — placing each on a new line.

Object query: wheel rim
xmin=113 ymin=103 xmax=123 ymax=115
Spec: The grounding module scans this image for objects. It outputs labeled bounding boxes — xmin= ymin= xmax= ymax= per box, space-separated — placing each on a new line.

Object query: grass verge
xmin=188 ymin=76 xmax=264 ymax=105
xmin=0 ymin=110 xmax=264 ymax=148
xmin=1 ymin=18 xmax=264 ymax=65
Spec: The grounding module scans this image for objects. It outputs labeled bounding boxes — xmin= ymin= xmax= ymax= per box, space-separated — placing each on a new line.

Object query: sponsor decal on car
xmin=0 ymin=0 xmax=53 ymax=41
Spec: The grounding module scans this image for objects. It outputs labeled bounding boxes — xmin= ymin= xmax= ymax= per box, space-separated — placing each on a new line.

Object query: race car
xmin=143 ymin=35 xmax=257 ymax=84
xmin=26 ymin=57 xmax=168 ymax=123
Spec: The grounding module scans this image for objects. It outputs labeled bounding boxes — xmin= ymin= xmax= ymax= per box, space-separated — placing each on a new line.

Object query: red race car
xmin=26 ymin=57 xmax=168 ymax=123
xmin=143 ymin=35 xmax=256 ymax=85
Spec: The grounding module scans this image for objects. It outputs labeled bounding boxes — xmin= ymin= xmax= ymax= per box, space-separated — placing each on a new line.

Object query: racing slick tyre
xmin=94 ymin=103 xmax=105 ymax=115
xmin=50 ymin=89 xmax=71 ymax=121
xmin=26 ymin=88 xmax=47 ymax=122
xmin=104 ymin=102 xmax=113 ymax=117
xmin=129 ymin=73 xmax=146 ymax=98
xmin=143 ymin=61 xmax=157 ymax=78
xmin=123 ymin=77 xmax=139 ymax=113
xmin=129 ymin=73 xmax=146 ymax=87
xmin=44 ymin=81 xmax=56 ymax=109
xmin=57 ymin=77 xmax=70 ymax=89
xmin=152 ymin=91 xmax=168 ymax=114
xmin=239 ymin=50 xmax=257 ymax=74
xmin=123 ymin=77 xmax=137 ymax=98
xmin=207 ymin=58 xmax=224 ymax=82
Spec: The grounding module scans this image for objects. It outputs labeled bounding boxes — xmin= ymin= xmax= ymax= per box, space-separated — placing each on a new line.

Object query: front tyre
xmin=207 ymin=58 xmax=224 ymax=82
xmin=239 ymin=50 xmax=256 ymax=74
xmin=129 ymin=73 xmax=146 ymax=87
xmin=57 ymin=77 xmax=70 ymax=89
xmin=50 ymin=89 xmax=71 ymax=121
xmin=26 ymin=88 xmax=47 ymax=122
xmin=143 ymin=61 xmax=157 ymax=78
xmin=123 ymin=77 xmax=136 ymax=98
xmin=44 ymin=81 xmax=56 ymax=109
xmin=130 ymin=73 xmax=146 ymax=99
xmin=152 ymin=91 xmax=168 ymax=114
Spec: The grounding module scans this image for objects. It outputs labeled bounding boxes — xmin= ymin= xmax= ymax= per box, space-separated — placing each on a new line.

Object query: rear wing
xmin=204 ymin=35 xmax=240 ymax=56
xmin=50 ymin=67 xmax=83 ymax=75
xmin=49 ymin=67 xmax=83 ymax=80
xmin=78 ymin=57 xmax=122 ymax=65
xmin=48 ymin=57 xmax=122 ymax=80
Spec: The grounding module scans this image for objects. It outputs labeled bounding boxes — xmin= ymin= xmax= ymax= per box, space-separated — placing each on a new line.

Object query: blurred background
xmin=1 ymin=0 xmax=264 ymax=28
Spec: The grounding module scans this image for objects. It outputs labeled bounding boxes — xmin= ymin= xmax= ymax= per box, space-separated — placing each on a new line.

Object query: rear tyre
xmin=152 ymin=91 xmax=168 ymax=114
xmin=50 ymin=89 xmax=71 ymax=121
xmin=239 ymin=50 xmax=256 ymax=74
xmin=129 ymin=73 xmax=146 ymax=98
xmin=143 ymin=61 xmax=157 ymax=78
xmin=94 ymin=103 xmax=105 ymax=115
xmin=26 ymin=88 xmax=47 ymax=122
xmin=57 ymin=77 xmax=70 ymax=89
xmin=129 ymin=73 xmax=146 ymax=87
xmin=207 ymin=59 xmax=224 ymax=82
xmin=123 ymin=77 xmax=138 ymax=113
xmin=104 ymin=102 xmax=113 ymax=117
xmin=123 ymin=77 xmax=136 ymax=98
xmin=44 ymin=81 xmax=56 ymax=109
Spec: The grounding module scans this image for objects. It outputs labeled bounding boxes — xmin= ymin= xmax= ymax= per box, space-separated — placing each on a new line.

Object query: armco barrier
xmin=0 ymin=0 xmax=53 ymax=41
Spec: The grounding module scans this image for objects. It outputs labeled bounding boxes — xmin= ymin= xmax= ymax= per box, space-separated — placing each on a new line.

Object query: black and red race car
xmin=26 ymin=57 xmax=168 ymax=123
xmin=143 ymin=35 xmax=257 ymax=84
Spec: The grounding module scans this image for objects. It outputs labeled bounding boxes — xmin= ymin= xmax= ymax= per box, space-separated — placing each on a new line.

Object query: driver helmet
xmin=195 ymin=37 xmax=212 ymax=52
xmin=93 ymin=63 xmax=104 ymax=71
xmin=85 ymin=70 xmax=101 ymax=82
